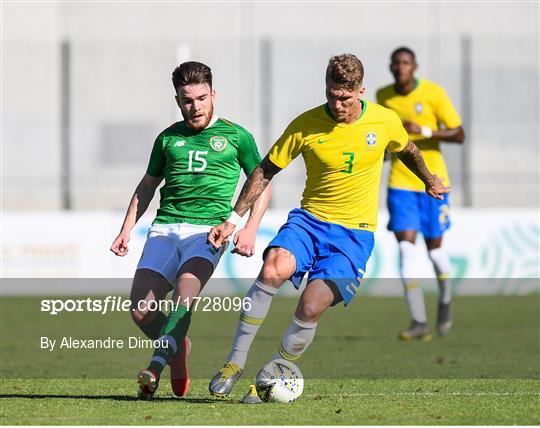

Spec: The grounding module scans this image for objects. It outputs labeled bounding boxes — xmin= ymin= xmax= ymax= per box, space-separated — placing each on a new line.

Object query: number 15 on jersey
xmin=187 ymin=150 xmax=208 ymax=172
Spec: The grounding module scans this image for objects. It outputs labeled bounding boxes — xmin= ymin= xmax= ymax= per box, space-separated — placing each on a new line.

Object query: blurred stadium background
xmin=2 ymin=1 xmax=539 ymax=293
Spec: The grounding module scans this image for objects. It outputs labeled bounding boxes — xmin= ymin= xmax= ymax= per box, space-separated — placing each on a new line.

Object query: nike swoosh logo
xmin=317 ymin=139 xmax=329 ymax=144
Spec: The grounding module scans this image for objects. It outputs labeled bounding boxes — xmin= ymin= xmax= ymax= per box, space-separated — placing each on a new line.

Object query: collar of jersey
xmin=179 ymin=115 xmax=219 ymax=134
xmin=323 ymin=99 xmax=367 ymax=126
xmin=204 ymin=115 xmax=219 ymax=129
xmin=394 ymin=78 xmax=421 ymax=96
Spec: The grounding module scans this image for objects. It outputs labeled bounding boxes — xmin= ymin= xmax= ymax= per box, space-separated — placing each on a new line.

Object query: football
xmin=255 ymin=359 xmax=304 ymax=403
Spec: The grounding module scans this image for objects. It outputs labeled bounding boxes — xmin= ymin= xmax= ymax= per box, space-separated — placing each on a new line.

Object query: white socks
xmin=428 ymin=247 xmax=452 ymax=304
xmin=272 ymin=316 xmax=317 ymax=362
xmin=400 ymin=241 xmax=453 ymax=322
xmin=227 ymin=280 xmax=278 ymax=368
xmin=399 ymin=241 xmax=427 ymax=323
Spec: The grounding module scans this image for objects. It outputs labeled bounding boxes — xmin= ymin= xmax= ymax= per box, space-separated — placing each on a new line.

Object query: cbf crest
xmin=209 ymin=136 xmax=228 ymax=152
xmin=366 ymin=132 xmax=377 ymax=147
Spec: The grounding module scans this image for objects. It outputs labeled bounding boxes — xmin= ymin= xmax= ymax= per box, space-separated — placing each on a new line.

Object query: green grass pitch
xmin=1 ymin=294 xmax=539 ymax=425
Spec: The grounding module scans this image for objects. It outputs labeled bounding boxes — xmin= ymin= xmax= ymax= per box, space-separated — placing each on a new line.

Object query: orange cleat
xmin=170 ymin=336 xmax=191 ymax=398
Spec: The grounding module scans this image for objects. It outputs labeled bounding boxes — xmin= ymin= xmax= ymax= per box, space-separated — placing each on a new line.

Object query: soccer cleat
xmin=399 ymin=320 xmax=432 ymax=342
xmin=170 ymin=336 xmax=191 ymax=398
xmin=137 ymin=368 xmax=159 ymax=400
xmin=208 ymin=362 xmax=243 ymax=398
xmin=240 ymin=384 xmax=263 ymax=404
xmin=437 ymin=302 xmax=453 ymax=336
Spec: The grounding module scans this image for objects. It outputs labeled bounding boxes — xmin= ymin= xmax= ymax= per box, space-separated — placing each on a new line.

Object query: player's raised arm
xmin=110 ymin=173 xmax=163 ymax=256
xmin=395 ymin=141 xmax=449 ymax=200
xmin=208 ymin=156 xmax=281 ymax=249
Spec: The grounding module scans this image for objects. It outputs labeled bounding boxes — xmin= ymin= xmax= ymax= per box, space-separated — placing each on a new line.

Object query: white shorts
xmin=137 ymin=223 xmax=228 ymax=286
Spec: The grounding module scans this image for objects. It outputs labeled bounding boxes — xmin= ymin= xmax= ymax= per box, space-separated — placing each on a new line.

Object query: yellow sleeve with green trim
xmin=267 ymin=120 xmax=305 ymax=169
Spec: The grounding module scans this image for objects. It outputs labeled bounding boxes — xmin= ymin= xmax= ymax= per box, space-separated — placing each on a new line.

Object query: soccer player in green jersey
xmin=110 ymin=61 xmax=271 ymax=399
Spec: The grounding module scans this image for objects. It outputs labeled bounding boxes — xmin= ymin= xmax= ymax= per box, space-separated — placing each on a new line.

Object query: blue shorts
xmin=265 ymin=208 xmax=374 ymax=305
xmin=387 ymin=188 xmax=451 ymax=239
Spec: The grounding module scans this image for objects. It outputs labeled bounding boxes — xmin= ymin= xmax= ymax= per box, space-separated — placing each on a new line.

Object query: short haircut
xmin=391 ymin=47 xmax=416 ymax=62
xmin=172 ymin=61 xmax=212 ymax=91
xmin=326 ymin=54 xmax=364 ymax=90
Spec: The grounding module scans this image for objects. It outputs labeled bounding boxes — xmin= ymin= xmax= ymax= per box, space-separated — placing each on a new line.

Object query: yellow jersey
xmin=268 ymin=100 xmax=408 ymax=231
xmin=376 ymin=78 xmax=462 ymax=191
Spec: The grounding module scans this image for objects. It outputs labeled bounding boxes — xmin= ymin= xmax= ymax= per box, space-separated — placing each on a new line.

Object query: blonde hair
xmin=326 ymin=54 xmax=364 ymax=90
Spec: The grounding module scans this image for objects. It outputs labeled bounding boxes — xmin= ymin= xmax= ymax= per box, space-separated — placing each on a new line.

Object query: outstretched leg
xmin=209 ymin=247 xmax=296 ymax=397
xmin=240 ymin=278 xmax=338 ymax=404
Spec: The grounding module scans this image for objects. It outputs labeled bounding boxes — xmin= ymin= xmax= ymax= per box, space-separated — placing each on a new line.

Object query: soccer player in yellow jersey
xmin=207 ymin=54 xmax=448 ymax=402
xmin=377 ymin=47 xmax=465 ymax=341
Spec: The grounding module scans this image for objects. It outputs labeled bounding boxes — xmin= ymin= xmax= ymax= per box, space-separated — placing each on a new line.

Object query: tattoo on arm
xmin=233 ymin=156 xmax=281 ymax=216
xmin=395 ymin=141 xmax=434 ymax=186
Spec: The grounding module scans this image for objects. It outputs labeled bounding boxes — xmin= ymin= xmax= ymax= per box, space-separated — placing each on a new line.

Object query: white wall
xmin=2 ymin=1 xmax=539 ymax=210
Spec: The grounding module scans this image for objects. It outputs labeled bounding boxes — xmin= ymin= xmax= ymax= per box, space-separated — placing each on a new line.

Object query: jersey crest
xmin=366 ymin=132 xmax=377 ymax=147
xmin=210 ymin=136 xmax=228 ymax=152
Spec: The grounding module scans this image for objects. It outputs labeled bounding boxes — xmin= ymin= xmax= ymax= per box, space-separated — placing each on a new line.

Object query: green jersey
xmin=146 ymin=117 xmax=262 ymax=226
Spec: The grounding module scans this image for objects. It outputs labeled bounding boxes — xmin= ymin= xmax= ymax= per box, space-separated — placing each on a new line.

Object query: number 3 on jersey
xmin=187 ymin=150 xmax=208 ymax=172
xmin=341 ymin=152 xmax=355 ymax=174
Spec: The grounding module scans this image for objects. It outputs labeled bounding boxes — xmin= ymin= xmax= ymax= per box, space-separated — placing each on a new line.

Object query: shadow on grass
xmin=0 ymin=394 xmax=237 ymax=404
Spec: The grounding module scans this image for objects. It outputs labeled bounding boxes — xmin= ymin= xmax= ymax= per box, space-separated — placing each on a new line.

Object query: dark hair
xmin=391 ymin=47 xmax=416 ymax=62
xmin=172 ymin=61 xmax=212 ymax=91
xmin=326 ymin=54 xmax=364 ymax=90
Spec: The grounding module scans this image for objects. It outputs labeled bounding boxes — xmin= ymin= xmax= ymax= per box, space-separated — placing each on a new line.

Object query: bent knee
xmin=260 ymin=248 xmax=296 ymax=285
xmin=295 ymin=301 xmax=323 ymax=323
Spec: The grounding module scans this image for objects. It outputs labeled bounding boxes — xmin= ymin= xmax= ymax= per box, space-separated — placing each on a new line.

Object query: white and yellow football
xmin=255 ymin=359 xmax=304 ymax=403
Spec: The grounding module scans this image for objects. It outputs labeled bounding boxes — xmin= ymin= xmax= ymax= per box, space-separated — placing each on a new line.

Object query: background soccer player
xmin=376 ymin=47 xmax=465 ymax=341
xmin=110 ymin=61 xmax=271 ymax=399
xmin=207 ymin=54 xmax=449 ymax=402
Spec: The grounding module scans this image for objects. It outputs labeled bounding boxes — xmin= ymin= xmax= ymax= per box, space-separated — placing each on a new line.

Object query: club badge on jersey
xmin=366 ymin=132 xmax=377 ymax=147
xmin=210 ymin=136 xmax=228 ymax=152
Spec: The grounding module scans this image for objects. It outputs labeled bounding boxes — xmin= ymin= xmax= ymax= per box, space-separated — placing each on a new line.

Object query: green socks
xmin=138 ymin=311 xmax=167 ymax=340
xmin=148 ymin=304 xmax=192 ymax=376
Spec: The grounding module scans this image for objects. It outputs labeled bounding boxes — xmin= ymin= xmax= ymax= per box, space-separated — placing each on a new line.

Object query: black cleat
xmin=437 ymin=302 xmax=453 ymax=336
xmin=399 ymin=320 xmax=432 ymax=342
